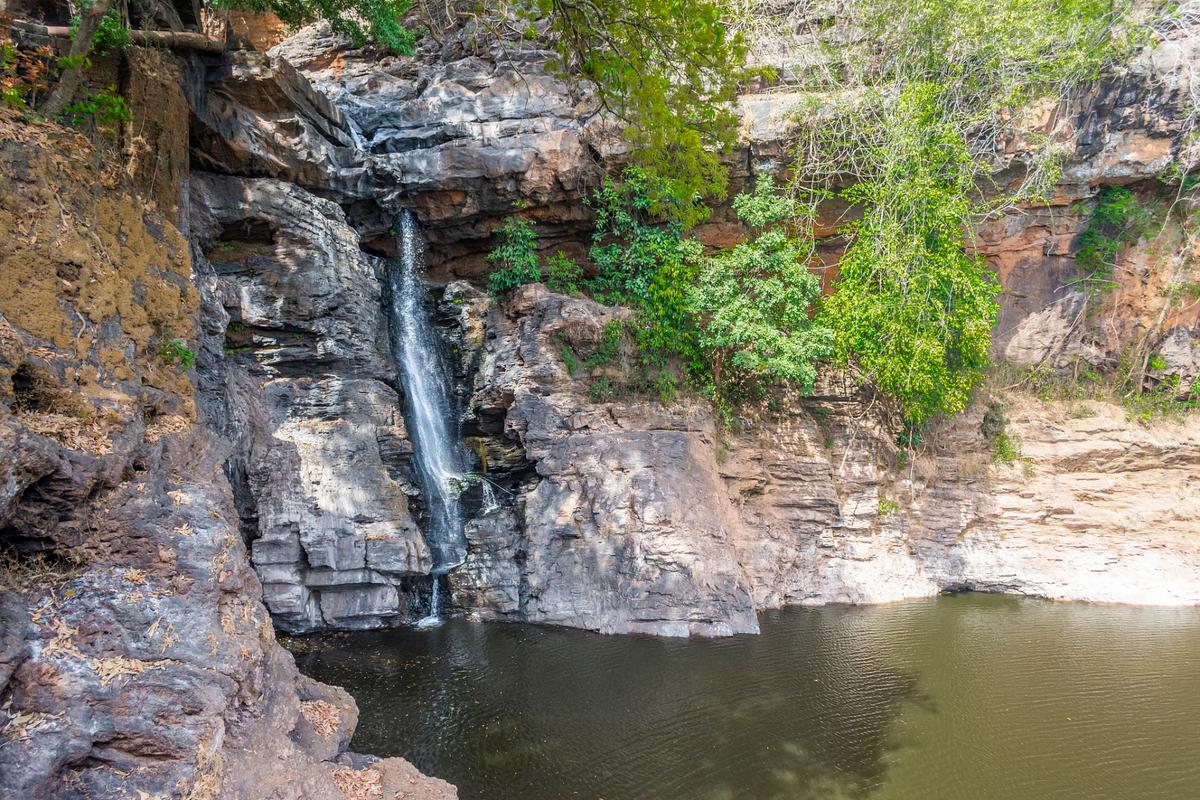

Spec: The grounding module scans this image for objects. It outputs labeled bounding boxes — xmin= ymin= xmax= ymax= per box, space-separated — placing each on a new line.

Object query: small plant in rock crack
xmin=158 ymin=338 xmax=197 ymax=370
xmin=981 ymin=402 xmax=1022 ymax=465
xmin=878 ymin=498 xmax=901 ymax=517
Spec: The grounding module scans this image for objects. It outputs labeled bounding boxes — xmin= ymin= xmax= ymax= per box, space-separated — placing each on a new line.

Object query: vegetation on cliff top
xmin=489 ymin=0 xmax=1153 ymax=428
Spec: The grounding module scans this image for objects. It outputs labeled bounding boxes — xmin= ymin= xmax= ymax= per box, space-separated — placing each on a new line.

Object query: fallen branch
xmin=17 ymin=21 xmax=225 ymax=53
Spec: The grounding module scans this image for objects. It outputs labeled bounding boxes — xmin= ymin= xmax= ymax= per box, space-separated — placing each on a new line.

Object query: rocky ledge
xmin=448 ymin=285 xmax=1200 ymax=637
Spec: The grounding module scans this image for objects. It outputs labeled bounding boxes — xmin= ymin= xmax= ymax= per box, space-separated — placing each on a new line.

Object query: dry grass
xmin=300 ymin=699 xmax=341 ymax=737
xmin=145 ymin=413 xmax=192 ymax=443
xmin=0 ymin=550 xmax=84 ymax=592
xmin=0 ymin=697 xmax=63 ymax=743
xmin=330 ymin=767 xmax=383 ymax=800
xmin=184 ymin=731 xmax=225 ymax=800
xmin=18 ymin=410 xmax=114 ymax=454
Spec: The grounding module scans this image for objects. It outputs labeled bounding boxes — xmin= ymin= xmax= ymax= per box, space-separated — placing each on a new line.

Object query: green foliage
xmin=587 ymin=168 xmax=700 ymax=304
xmin=989 ymin=359 xmax=1198 ymax=425
xmin=555 ymin=337 xmax=580 ymax=375
xmin=1121 ymin=373 xmax=1200 ymax=424
xmin=2 ymin=37 xmax=54 ymax=111
xmin=690 ymin=176 xmax=833 ymax=402
xmin=1157 ymin=160 xmax=1200 ymax=192
xmin=62 ymin=87 xmax=131 ymax=133
xmin=820 ymin=84 xmax=1000 ymax=425
xmin=587 ymin=376 xmax=620 ymax=402
xmin=486 ymin=216 xmax=542 ymax=296
xmin=877 ymin=498 xmax=901 ymax=517
xmin=210 ymin=0 xmax=416 ymax=54
xmin=544 ymin=251 xmax=583 ymax=295
xmin=1075 ymin=186 xmax=1155 ymax=293
xmin=896 ymin=423 xmax=923 ymax=450
xmin=1 ymin=40 xmax=23 ymax=109
xmin=845 ymin=0 xmax=1136 ymax=117
xmin=55 ymin=54 xmax=90 ymax=71
xmin=528 ymin=0 xmax=748 ymax=223
xmin=585 ymin=167 xmax=707 ymax=384
xmin=158 ymin=338 xmax=197 ymax=370
xmin=71 ymin=4 xmax=130 ymax=55
xmin=785 ymin=0 xmax=1139 ymax=425
xmin=586 ymin=321 xmax=624 ymax=367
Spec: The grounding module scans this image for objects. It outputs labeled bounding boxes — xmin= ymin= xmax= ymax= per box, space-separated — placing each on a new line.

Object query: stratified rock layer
xmin=190 ymin=172 xmax=430 ymax=633
xmin=454 ymin=286 xmax=1200 ymax=637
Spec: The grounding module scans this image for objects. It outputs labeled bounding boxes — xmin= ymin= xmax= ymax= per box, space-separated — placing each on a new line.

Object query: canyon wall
xmin=2 ymin=8 xmax=1200 ymax=796
xmin=450 ymin=285 xmax=1200 ymax=636
xmin=241 ymin=18 xmax=1200 ymax=636
xmin=0 ymin=40 xmax=454 ymax=800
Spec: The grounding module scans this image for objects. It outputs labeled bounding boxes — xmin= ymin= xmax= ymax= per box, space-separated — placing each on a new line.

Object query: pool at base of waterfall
xmin=286 ymin=594 xmax=1200 ymax=800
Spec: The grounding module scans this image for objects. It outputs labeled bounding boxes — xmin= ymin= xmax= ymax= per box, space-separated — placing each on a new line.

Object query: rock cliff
xmin=450 ymin=285 xmax=1200 ymax=636
xmin=2 ymin=6 xmax=1200 ymax=797
xmin=0 ymin=42 xmax=453 ymax=800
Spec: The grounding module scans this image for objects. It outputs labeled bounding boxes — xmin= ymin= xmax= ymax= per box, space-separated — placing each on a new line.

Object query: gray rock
xmin=189 ymin=173 xmax=429 ymax=633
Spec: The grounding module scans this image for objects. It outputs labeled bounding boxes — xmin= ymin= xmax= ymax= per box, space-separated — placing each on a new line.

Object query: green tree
xmin=789 ymin=0 xmax=1137 ymax=425
xmin=691 ymin=176 xmax=833 ymax=402
xmin=531 ymin=0 xmax=749 ymax=224
xmin=820 ymin=84 xmax=1000 ymax=425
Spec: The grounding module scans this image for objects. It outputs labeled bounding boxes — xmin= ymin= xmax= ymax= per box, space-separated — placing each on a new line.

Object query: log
xmin=24 ymin=22 xmax=226 ymax=53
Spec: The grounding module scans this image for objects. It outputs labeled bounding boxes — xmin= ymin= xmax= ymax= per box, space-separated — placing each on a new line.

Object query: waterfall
xmin=386 ymin=210 xmax=467 ymax=625
xmin=481 ymin=482 xmax=501 ymax=514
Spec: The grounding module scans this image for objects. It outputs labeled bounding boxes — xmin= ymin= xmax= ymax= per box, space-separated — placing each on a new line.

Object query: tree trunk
xmin=40 ymin=25 xmax=226 ymax=52
xmin=40 ymin=0 xmax=117 ymax=119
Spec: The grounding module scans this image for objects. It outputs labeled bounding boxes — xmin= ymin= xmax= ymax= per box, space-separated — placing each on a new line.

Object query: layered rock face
xmin=454 ymin=290 xmax=758 ymax=636
xmin=271 ymin=23 xmax=604 ymax=277
xmin=1 ymin=12 xmax=1198 ymax=799
xmin=189 ymin=173 xmax=431 ymax=633
xmin=0 ymin=41 xmax=454 ymax=799
xmin=452 ymin=286 xmax=1200 ymax=636
xmin=193 ymin=14 xmax=1200 ymax=639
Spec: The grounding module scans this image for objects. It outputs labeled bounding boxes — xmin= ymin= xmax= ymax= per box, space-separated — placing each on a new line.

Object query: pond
xmin=287 ymin=594 xmax=1200 ymax=800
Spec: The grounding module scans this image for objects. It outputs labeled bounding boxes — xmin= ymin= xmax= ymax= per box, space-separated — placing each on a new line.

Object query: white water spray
xmin=387 ymin=210 xmax=467 ymax=626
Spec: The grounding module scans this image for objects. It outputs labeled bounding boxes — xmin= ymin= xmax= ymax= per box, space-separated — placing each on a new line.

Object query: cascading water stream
xmin=386 ymin=210 xmax=467 ymax=626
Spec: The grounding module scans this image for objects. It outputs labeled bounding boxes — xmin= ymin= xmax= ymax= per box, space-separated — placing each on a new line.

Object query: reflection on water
xmin=287 ymin=594 xmax=1200 ymax=800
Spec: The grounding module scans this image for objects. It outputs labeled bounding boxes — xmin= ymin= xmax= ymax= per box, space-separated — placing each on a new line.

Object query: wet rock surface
xmin=190 ymin=172 xmax=431 ymax=633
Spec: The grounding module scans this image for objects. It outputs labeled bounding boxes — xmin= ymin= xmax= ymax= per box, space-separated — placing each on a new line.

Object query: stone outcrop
xmin=271 ymin=23 xmax=605 ymax=277
xmin=452 ymin=285 xmax=1200 ymax=636
xmin=189 ymin=49 xmax=372 ymax=199
xmin=0 ymin=43 xmax=453 ymax=799
xmin=189 ymin=173 xmax=433 ymax=633
xmin=455 ymin=289 xmax=758 ymax=636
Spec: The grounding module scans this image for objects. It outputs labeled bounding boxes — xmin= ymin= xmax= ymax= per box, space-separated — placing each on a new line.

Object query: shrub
xmin=544 ymin=251 xmax=583 ymax=295
xmin=1 ymin=36 xmax=54 ymax=111
xmin=1075 ymin=186 xmax=1155 ymax=293
xmin=62 ymin=88 xmax=131 ymax=133
xmin=691 ymin=176 xmax=833 ymax=403
xmin=982 ymin=403 xmax=1022 ymax=464
xmin=71 ymin=5 xmax=131 ymax=55
xmin=486 ymin=216 xmax=541 ymax=296
xmin=587 ymin=376 xmax=620 ymax=402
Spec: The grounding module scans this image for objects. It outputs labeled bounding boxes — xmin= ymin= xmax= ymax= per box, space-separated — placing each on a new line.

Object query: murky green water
xmin=287 ymin=594 xmax=1200 ymax=800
